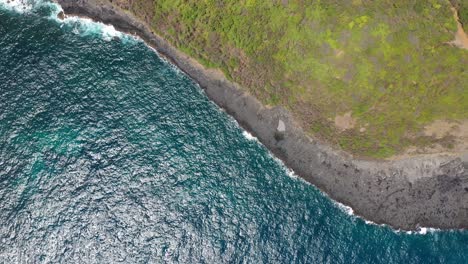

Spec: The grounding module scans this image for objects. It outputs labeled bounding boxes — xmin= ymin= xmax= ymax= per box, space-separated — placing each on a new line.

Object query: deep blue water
xmin=0 ymin=1 xmax=468 ymax=263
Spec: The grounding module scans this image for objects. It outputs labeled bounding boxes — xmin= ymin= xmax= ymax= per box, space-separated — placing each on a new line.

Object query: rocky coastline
xmin=54 ymin=0 xmax=468 ymax=230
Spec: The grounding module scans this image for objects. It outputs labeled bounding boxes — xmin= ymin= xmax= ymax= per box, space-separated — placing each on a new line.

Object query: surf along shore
xmin=53 ymin=0 xmax=468 ymax=230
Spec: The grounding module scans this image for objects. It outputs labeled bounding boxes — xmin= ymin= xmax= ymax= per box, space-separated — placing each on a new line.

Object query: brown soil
xmin=334 ymin=111 xmax=356 ymax=131
xmin=392 ymin=119 xmax=468 ymax=160
xmin=424 ymin=119 xmax=468 ymax=150
xmin=448 ymin=7 xmax=468 ymax=50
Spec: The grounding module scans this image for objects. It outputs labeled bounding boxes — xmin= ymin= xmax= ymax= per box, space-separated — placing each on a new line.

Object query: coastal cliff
xmin=54 ymin=0 xmax=468 ymax=230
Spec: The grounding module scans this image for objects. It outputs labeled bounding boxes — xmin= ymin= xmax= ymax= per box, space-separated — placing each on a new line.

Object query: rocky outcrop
xmin=54 ymin=0 xmax=468 ymax=230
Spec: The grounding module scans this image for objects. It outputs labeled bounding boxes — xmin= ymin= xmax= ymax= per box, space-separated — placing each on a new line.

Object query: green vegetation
xmin=114 ymin=0 xmax=467 ymax=158
xmin=451 ymin=0 xmax=468 ymax=25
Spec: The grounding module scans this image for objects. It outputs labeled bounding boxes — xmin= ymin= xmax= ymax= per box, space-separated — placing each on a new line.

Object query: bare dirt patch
xmin=425 ymin=120 xmax=457 ymax=138
xmin=424 ymin=120 xmax=468 ymax=142
xmin=334 ymin=111 xmax=356 ymax=131
xmin=448 ymin=7 xmax=468 ymax=50
xmin=422 ymin=119 xmax=468 ymax=154
xmin=390 ymin=120 xmax=468 ymax=160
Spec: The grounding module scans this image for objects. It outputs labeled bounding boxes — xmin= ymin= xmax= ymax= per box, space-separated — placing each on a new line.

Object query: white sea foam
xmin=61 ymin=16 xmax=124 ymax=41
xmin=285 ymin=168 xmax=298 ymax=179
xmin=419 ymin=227 xmax=428 ymax=235
xmin=242 ymin=131 xmax=258 ymax=142
xmin=402 ymin=227 xmax=439 ymax=235
xmin=265 ymin=151 xmax=301 ymax=181
xmin=145 ymin=45 xmax=186 ymax=75
xmin=0 ymin=0 xmax=34 ymax=13
xmin=0 ymin=0 xmax=133 ymax=43
xmin=335 ymin=202 xmax=354 ymax=216
xmin=0 ymin=0 xmax=63 ymax=17
xmin=45 ymin=2 xmax=125 ymax=42
xmin=334 ymin=201 xmax=442 ymax=235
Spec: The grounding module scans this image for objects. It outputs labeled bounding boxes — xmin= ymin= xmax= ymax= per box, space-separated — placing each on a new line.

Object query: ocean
xmin=0 ymin=1 xmax=467 ymax=263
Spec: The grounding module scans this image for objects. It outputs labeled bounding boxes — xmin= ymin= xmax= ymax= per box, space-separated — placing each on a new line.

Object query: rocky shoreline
xmin=54 ymin=0 xmax=468 ymax=230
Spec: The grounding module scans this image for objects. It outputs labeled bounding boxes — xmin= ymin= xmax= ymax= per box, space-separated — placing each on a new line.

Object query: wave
xmin=0 ymin=0 xmax=136 ymax=43
xmin=145 ymin=44 xmax=188 ymax=76
xmin=0 ymin=0 xmax=34 ymax=13
xmin=0 ymin=0 xmax=60 ymax=16
xmin=242 ymin=131 xmax=258 ymax=142
xmin=62 ymin=16 xmax=126 ymax=42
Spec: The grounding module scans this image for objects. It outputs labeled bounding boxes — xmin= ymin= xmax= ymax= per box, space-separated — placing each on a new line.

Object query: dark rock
xmin=57 ymin=11 xmax=65 ymax=20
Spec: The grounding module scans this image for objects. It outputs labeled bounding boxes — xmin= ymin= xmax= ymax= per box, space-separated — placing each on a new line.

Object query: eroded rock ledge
xmin=54 ymin=0 xmax=468 ymax=230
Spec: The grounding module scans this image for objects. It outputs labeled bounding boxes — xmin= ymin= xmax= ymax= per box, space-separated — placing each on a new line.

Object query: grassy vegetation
xmin=451 ymin=0 xmax=468 ymax=25
xmin=113 ymin=0 xmax=467 ymax=158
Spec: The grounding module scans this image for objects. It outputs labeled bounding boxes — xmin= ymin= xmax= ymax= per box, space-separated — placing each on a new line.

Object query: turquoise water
xmin=1 ymin=1 xmax=468 ymax=263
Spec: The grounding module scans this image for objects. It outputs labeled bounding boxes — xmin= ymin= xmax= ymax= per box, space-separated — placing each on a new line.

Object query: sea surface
xmin=1 ymin=1 xmax=468 ymax=263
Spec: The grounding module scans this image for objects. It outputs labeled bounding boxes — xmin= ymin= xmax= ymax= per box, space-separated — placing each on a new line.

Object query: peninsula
xmin=54 ymin=0 xmax=468 ymax=230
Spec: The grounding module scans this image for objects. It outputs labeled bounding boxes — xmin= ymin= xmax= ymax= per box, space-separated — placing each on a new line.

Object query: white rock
xmin=277 ymin=119 xmax=286 ymax=132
